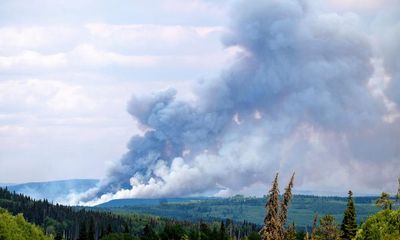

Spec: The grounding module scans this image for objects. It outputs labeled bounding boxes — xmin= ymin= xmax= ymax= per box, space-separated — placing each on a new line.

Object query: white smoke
xmin=76 ymin=0 xmax=400 ymax=206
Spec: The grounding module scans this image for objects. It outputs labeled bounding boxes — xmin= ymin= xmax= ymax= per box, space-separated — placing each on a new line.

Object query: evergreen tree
xmin=247 ymin=231 xmax=262 ymax=240
xmin=180 ymin=234 xmax=190 ymax=240
xmin=260 ymin=173 xmax=280 ymax=240
xmin=261 ymin=173 xmax=295 ymax=240
xmin=219 ymin=221 xmax=228 ymax=240
xmin=54 ymin=232 xmax=63 ymax=240
xmin=341 ymin=190 xmax=357 ymax=240
xmin=123 ymin=223 xmax=130 ymax=233
xmin=142 ymin=224 xmax=158 ymax=240
xmin=88 ymin=218 xmax=95 ymax=240
xmin=311 ymin=213 xmax=318 ymax=240
xmin=280 ymin=172 xmax=295 ymax=239
xmin=315 ymin=215 xmax=341 ymax=240
xmin=375 ymin=192 xmax=393 ymax=210
xmin=285 ymin=223 xmax=297 ymax=240
xmin=396 ymin=177 xmax=400 ymax=203
xmin=106 ymin=224 xmax=113 ymax=235
xmin=78 ymin=222 xmax=88 ymax=240
xmin=304 ymin=232 xmax=310 ymax=240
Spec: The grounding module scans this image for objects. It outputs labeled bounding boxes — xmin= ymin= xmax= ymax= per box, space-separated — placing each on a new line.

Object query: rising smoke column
xmin=78 ymin=0 xmax=400 ymax=205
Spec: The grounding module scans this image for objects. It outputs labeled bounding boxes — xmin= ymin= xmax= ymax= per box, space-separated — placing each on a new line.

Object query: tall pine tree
xmin=261 ymin=173 xmax=295 ymax=240
xmin=78 ymin=222 xmax=88 ymax=240
xmin=396 ymin=177 xmax=400 ymax=203
xmin=341 ymin=190 xmax=357 ymax=240
xmin=88 ymin=218 xmax=95 ymax=240
xmin=286 ymin=223 xmax=297 ymax=240
xmin=261 ymin=173 xmax=280 ymax=240
xmin=280 ymin=172 xmax=295 ymax=239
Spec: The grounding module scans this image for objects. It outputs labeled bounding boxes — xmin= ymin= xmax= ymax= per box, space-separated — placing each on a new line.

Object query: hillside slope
xmin=97 ymin=195 xmax=380 ymax=229
xmin=6 ymin=179 xmax=98 ymax=203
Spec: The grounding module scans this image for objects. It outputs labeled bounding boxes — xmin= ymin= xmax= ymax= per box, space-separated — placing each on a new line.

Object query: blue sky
xmin=0 ymin=0 xmax=399 ymax=202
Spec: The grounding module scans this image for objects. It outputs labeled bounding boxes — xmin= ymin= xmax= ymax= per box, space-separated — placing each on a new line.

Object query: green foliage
xmin=341 ymin=191 xmax=357 ymax=240
xmin=354 ymin=209 xmax=400 ymax=240
xmin=314 ymin=215 xmax=341 ymax=240
xmin=219 ymin=221 xmax=229 ymax=240
xmin=105 ymin=194 xmax=378 ymax=229
xmin=0 ymin=187 xmax=155 ymax=239
xmin=375 ymin=192 xmax=393 ymax=210
xmin=0 ymin=208 xmax=51 ymax=240
xmin=159 ymin=223 xmax=185 ymax=240
xmin=285 ymin=223 xmax=297 ymax=240
xmin=141 ymin=224 xmax=158 ymax=240
xmin=101 ymin=233 xmax=138 ymax=240
xmin=397 ymin=177 xmax=400 ymax=202
xmin=246 ymin=231 xmax=261 ymax=240
xmin=78 ymin=221 xmax=88 ymax=240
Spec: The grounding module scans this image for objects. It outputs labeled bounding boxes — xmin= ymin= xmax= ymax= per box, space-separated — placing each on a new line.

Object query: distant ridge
xmin=94 ymin=195 xmax=380 ymax=227
xmin=5 ymin=179 xmax=99 ymax=203
xmin=0 ymin=183 xmax=15 ymax=187
xmin=96 ymin=197 xmax=216 ymax=208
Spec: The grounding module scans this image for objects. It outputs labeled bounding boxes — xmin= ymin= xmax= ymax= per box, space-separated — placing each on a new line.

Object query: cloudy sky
xmin=0 ymin=0 xmax=231 ymax=183
xmin=0 ymin=0 xmax=399 ymax=202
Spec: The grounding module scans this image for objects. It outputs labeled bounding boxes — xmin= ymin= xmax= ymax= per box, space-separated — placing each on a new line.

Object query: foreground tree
xmin=0 ymin=208 xmax=51 ymax=240
xmin=280 ymin=173 xmax=295 ymax=239
xmin=354 ymin=209 xmax=400 ymax=240
xmin=315 ymin=215 xmax=341 ymax=240
xmin=247 ymin=232 xmax=262 ymax=240
xmin=260 ymin=173 xmax=280 ymax=240
xmin=260 ymin=173 xmax=295 ymax=240
xmin=396 ymin=177 xmax=400 ymax=203
xmin=79 ymin=222 xmax=89 ymax=240
xmin=285 ymin=223 xmax=297 ymax=240
xmin=341 ymin=190 xmax=357 ymax=240
xmin=375 ymin=192 xmax=393 ymax=210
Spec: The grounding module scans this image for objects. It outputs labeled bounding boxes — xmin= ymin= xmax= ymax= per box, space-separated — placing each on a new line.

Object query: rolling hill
xmin=96 ymin=195 xmax=381 ymax=229
xmin=5 ymin=179 xmax=98 ymax=203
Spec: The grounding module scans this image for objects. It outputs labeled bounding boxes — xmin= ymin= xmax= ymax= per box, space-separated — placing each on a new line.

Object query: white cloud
xmin=70 ymin=44 xmax=159 ymax=67
xmin=0 ymin=79 xmax=95 ymax=113
xmin=0 ymin=1 xmax=229 ymax=184
xmin=85 ymin=23 xmax=225 ymax=54
xmin=0 ymin=51 xmax=67 ymax=69
xmin=0 ymin=26 xmax=78 ymax=52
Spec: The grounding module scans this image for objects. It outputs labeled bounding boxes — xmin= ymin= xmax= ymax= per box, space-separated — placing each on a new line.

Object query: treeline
xmin=0 ymin=187 xmax=261 ymax=240
xmin=101 ymin=194 xmax=380 ymax=229
xmin=0 ymin=187 xmax=137 ymax=239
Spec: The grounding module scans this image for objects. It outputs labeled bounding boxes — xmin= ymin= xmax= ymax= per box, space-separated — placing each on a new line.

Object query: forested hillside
xmin=0 ymin=187 xmax=138 ymax=239
xmin=0 ymin=187 xmax=261 ymax=240
xmin=5 ymin=179 xmax=98 ymax=203
xmin=97 ymin=195 xmax=379 ymax=229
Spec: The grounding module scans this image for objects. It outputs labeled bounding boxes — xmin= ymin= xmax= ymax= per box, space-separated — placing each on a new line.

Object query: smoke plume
xmin=77 ymin=0 xmax=400 ymax=205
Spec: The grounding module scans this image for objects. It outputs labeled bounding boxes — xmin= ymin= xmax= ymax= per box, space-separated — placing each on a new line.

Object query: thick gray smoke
xmin=77 ymin=0 xmax=400 ymax=205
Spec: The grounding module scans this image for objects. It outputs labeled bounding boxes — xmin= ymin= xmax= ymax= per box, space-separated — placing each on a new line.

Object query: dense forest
xmin=97 ymin=195 xmax=379 ymax=228
xmin=0 ymin=187 xmax=261 ymax=240
xmin=0 ymin=175 xmax=399 ymax=239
